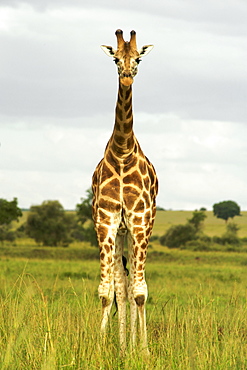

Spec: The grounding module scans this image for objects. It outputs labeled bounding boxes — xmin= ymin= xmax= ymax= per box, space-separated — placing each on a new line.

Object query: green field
xmin=1 ymin=211 xmax=247 ymax=369
xmin=153 ymin=210 xmax=247 ymax=238
xmin=1 ymin=251 xmax=247 ymax=369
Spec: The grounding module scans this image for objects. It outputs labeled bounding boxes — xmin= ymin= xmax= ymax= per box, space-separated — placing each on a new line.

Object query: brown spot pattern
xmin=101 ymin=178 xmax=120 ymax=201
xmin=133 ymin=216 xmax=142 ymax=225
xmin=143 ymin=191 xmax=150 ymax=208
xmin=123 ymin=170 xmax=142 ymax=188
xmin=123 ymin=186 xmax=140 ymax=209
xmin=144 ymin=211 xmax=151 ymax=224
xmin=136 ymin=233 xmax=144 ymax=243
xmin=134 ymin=199 xmax=145 ymax=212
xmin=126 ymin=109 xmax=132 ymax=120
xmin=99 ymin=210 xmax=111 ymax=225
xmin=143 ymin=176 xmax=150 ymax=190
xmin=99 ymin=198 xmax=121 ymax=212
xmin=114 ymin=134 xmax=125 ymax=146
xmin=104 ymin=244 xmax=110 ymax=254
xmin=124 ymin=100 xmax=131 ymax=112
xmin=123 ymin=155 xmax=137 ymax=173
xmin=139 ymin=160 xmax=147 ymax=175
xmin=116 ymin=105 xmax=123 ymax=121
xmin=124 ymin=122 xmax=132 ymax=134
xmin=100 ymin=163 xmax=113 ymax=183
xmin=125 ymin=86 xmax=132 ymax=100
xmin=106 ymin=150 xmax=121 ymax=175
xmin=127 ymin=137 xmax=134 ymax=150
xmin=97 ymin=225 xmax=108 ymax=242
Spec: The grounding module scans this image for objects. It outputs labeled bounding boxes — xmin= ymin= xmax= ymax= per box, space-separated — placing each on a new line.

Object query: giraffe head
xmin=101 ymin=29 xmax=153 ymax=87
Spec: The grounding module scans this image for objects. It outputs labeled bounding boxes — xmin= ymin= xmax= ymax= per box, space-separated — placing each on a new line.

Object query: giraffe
xmin=92 ymin=29 xmax=158 ymax=355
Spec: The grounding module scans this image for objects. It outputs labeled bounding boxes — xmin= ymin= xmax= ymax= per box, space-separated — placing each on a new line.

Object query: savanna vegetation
xmin=1 ymin=247 xmax=247 ymax=369
xmin=1 ymin=197 xmax=247 ymax=368
xmin=158 ymin=208 xmax=245 ymax=251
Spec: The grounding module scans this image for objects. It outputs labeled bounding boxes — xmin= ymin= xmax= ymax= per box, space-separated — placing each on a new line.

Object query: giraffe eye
xmin=136 ymin=58 xmax=142 ymax=64
xmin=114 ymin=58 xmax=119 ymax=64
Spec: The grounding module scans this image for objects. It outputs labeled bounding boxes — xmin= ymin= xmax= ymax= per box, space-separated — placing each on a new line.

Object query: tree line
xmin=0 ymin=194 xmax=242 ymax=248
xmin=0 ymin=190 xmax=96 ymax=247
xmin=158 ymin=206 xmax=242 ymax=251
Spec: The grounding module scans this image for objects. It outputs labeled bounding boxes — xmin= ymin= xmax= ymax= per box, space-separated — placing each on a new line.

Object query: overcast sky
xmin=1 ymin=0 xmax=247 ymax=211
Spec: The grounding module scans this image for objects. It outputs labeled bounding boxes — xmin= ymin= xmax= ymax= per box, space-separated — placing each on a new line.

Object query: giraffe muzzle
xmin=120 ymin=76 xmax=133 ymax=86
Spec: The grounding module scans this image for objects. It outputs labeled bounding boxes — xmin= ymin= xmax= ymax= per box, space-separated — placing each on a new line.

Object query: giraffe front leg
xmin=136 ymin=294 xmax=149 ymax=356
xmin=99 ymin=283 xmax=114 ymax=329
xmin=134 ymin=278 xmax=149 ymax=356
xmin=96 ymin=224 xmax=117 ymax=338
xmin=98 ymin=262 xmax=115 ymax=338
xmin=129 ymin=231 xmax=150 ymax=355
xmin=128 ymin=269 xmax=149 ymax=355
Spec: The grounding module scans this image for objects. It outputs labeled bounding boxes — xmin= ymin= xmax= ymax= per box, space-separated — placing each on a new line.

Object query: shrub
xmin=199 ymin=235 xmax=212 ymax=243
xmin=160 ymin=224 xmax=197 ymax=248
xmin=183 ymin=240 xmax=212 ymax=251
xmin=212 ymin=236 xmax=224 ymax=245
xmin=150 ymin=235 xmax=159 ymax=242
xmin=221 ymin=234 xmax=240 ymax=246
xmin=0 ymin=225 xmax=16 ymax=243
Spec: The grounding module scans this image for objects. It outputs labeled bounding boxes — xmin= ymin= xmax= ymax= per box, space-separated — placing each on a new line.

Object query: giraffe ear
xmin=101 ymin=45 xmax=116 ymax=57
xmin=138 ymin=45 xmax=154 ymax=57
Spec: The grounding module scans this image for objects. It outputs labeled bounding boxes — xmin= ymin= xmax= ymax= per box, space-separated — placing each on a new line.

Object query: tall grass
xmin=1 ymin=253 xmax=247 ymax=369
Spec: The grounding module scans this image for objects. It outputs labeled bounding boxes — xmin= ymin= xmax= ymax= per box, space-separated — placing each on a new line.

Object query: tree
xmin=76 ymin=188 xmax=93 ymax=224
xmin=213 ymin=200 xmax=241 ymax=222
xmin=188 ymin=210 xmax=207 ymax=232
xmin=0 ymin=198 xmax=22 ymax=225
xmin=76 ymin=188 xmax=97 ymax=247
xmin=0 ymin=198 xmax=22 ymax=243
xmin=26 ymin=200 xmax=74 ymax=247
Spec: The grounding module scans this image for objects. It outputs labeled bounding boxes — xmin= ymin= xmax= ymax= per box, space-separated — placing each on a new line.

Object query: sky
xmin=0 ymin=0 xmax=247 ymax=211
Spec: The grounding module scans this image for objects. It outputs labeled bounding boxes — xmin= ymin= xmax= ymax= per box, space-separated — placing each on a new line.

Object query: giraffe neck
xmin=109 ymin=79 xmax=135 ymax=157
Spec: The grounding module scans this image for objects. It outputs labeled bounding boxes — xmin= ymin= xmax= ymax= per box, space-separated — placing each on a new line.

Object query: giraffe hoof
xmin=135 ymin=295 xmax=145 ymax=306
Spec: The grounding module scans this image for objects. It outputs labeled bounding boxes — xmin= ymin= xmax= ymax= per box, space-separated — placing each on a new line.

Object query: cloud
xmin=0 ymin=1 xmax=247 ymax=210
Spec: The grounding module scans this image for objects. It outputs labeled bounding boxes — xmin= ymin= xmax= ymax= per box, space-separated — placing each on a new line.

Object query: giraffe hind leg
xmin=113 ymin=255 xmax=129 ymax=316
xmin=127 ymin=232 xmax=138 ymax=349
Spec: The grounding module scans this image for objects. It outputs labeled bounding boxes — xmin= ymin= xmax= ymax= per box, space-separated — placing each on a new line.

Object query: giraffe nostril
xmin=123 ymin=72 xmax=131 ymax=78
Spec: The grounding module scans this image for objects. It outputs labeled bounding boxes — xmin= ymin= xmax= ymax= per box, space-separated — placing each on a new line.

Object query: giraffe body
xmin=92 ymin=30 xmax=158 ymax=354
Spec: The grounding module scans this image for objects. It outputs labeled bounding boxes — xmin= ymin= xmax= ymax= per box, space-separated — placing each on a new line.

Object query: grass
xmin=2 ymin=210 xmax=247 ymax=368
xmin=1 ymin=251 xmax=247 ymax=369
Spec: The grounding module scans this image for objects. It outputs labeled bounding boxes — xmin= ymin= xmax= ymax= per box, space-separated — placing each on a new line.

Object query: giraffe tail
xmin=113 ymin=255 xmax=129 ymax=317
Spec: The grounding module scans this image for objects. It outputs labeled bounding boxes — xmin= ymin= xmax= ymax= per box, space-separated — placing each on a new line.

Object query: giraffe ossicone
xmin=92 ymin=29 xmax=158 ymax=355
